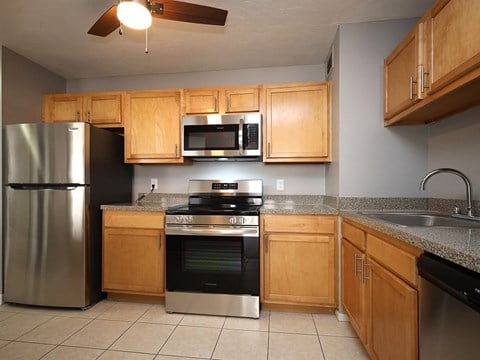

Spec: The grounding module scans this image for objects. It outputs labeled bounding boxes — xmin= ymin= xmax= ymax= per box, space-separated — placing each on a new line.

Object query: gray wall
xmin=326 ymin=20 xmax=429 ymax=198
xmin=67 ymin=64 xmax=325 ymax=92
xmin=1 ymin=47 xmax=66 ymax=298
xmin=67 ymin=64 xmax=328 ymax=196
xmin=2 ymin=47 xmax=66 ymax=124
xmin=426 ymin=106 xmax=480 ymax=200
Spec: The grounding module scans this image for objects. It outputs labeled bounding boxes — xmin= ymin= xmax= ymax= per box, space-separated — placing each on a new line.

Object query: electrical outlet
xmin=150 ymin=178 xmax=158 ymax=190
xmin=276 ymin=179 xmax=285 ymax=191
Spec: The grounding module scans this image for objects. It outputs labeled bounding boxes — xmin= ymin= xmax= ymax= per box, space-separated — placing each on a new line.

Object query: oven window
xmin=184 ymin=125 xmax=239 ymax=150
xmin=183 ymin=239 xmax=242 ymax=273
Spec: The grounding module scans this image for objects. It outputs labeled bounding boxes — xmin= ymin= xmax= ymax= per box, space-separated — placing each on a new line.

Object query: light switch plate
xmin=150 ymin=178 xmax=158 ymax=190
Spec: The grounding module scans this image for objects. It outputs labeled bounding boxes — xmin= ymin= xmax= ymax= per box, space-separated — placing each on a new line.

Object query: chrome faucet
xmin=419 ymin=168 xmax=476 ymax=218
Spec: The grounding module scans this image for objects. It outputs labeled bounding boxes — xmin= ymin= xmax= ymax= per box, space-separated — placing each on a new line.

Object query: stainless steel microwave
xmin=181 ymin=113 xmax=262 ymax=159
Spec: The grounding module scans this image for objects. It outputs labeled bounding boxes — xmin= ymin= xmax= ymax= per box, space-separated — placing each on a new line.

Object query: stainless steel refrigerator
xmin=3 ymin=122 xmax=132 ymax=308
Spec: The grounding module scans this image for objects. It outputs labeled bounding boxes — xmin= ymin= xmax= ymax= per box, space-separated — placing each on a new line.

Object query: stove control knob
xmin=230 ymin=216 xmax=246 ymax=225
xmin=175 ymin=215 xmax=193 ymax=224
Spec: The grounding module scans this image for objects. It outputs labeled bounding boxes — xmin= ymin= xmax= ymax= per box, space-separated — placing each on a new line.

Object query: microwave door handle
xmin=238 ymin=118 xmax=244 ymax=155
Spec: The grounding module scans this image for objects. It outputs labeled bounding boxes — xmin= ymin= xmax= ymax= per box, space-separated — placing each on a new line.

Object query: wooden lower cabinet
xmin=262 ymin=214 xmax=337 ymax=310
xmin=102 ymin=210 xmax=165 ymax=297
xmin=341 ymin=239 xmax=368 ymax=343
xmin=369 ymin=259 xmax=418 ymax=360
xmin=341 ymin=219 xmax=421 ymax=360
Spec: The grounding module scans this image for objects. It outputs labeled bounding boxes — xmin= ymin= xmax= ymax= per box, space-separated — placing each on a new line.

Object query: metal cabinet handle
xmin=86 ymin=111 xmax=91 ymax=123
xmin=409 ymin=76 xmax=418 ymax=100
xmin=267 ymin=142 xmax=271 ymax=157
xmin=175 ymin=144 xmax=178 ymax=158
xmin=226 ymin=95 xmax=230 ymax=111
xmin=420 ymin=66 xmax=430 ymax=93
xmin=361 ymin=259 xmax=370 ymax=283
xmin=75 ymin=111 xmax=81 ymax=122
xmin=354 ymin=253 xmax=362 ymax=277
xmin=158 ymin=233 xmax=162 ymax=248
xmin=214 ymin=97 xmax=218 ymax=112
xmin=264 ymin=235 xmax=269 ymax=253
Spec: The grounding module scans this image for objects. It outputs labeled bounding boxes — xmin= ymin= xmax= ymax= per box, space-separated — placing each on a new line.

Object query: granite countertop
xmin=101 ymin=194 xmax=479 ymax=273
xmin=342 ymin=211 xmax=480 ymax=273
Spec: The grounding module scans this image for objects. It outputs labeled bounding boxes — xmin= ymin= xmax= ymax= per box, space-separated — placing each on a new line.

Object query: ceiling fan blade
xmin=150 ymin=0 xmax=228 ymax=26
xmin=88 ymin=5 xmax=120 ymax=37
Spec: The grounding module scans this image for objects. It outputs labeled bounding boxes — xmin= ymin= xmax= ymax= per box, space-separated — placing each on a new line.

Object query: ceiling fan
xmin=88 ymin=0 xmax=228 ymax=37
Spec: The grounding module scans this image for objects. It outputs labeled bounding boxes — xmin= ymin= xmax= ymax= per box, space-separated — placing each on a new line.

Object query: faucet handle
xmin=453 ymin=206 xmax=461 ymax=215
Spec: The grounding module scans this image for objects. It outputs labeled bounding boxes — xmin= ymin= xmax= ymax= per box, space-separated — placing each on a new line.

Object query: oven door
xmin=165 ymin=226 xmax=259 ymax=295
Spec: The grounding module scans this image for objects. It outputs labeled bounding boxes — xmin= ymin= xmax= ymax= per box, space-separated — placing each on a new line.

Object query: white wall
xmin=426 ymin=105 xmax=480 ymax=201
xmin=68 ymin=64 xmax=328 ymax=196
xmin=333 ymin=20 xmax=428 ymax=198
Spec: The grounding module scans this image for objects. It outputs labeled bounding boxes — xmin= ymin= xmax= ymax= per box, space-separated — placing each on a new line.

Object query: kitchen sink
xmin=360 ymin=211 xmax=480 ymax=229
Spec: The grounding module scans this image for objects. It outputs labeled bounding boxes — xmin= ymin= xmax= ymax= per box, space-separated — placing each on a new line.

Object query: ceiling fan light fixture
xmin=117 ymin=0 xmax=152 ymax=30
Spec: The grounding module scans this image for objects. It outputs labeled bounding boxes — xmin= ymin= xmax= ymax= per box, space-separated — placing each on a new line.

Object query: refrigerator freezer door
xmin=4 ymin=122 xmax=89 ymax=184
xmin=4 ymin=186 xmax=89 ymax=307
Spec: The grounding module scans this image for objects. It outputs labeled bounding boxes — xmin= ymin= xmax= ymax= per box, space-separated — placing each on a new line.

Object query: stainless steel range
xmin=165 ymin=179 xmax=262 ymax=318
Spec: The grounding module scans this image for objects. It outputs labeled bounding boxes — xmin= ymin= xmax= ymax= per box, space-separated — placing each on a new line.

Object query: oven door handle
xmin=165 ymin=226 xmax=259 ymax=237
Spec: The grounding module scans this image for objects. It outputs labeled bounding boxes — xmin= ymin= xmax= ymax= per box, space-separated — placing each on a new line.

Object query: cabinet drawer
xmin=366 ymin=234 xmax=418 ymax=286
xmin=263 ymin=214 xmax=336 ymax=234
xmin=103 ymin=211 xmax=165 ymax=229
xmin=341 ymin=221 xmax=366 ymax=251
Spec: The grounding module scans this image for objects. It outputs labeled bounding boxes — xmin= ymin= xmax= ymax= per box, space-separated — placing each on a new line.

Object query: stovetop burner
xmin=166 ymin=179 xmax=263 ymax=217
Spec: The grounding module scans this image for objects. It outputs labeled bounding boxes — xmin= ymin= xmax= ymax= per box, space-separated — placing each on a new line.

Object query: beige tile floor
xmin=0 ymin=300 xmax=370 ymax=360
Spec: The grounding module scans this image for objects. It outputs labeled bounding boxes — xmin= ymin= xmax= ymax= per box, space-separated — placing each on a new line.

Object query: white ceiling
xmin=0 ymin=0 xmax=434 ymax=80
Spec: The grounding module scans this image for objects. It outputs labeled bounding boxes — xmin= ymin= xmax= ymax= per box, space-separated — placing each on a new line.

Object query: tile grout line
xmin=266 ymin=310 xmax=271 ymax=360
xmin=37 ymin=300 xmax=114 ymax=360
xmin=312 ymin=313 xmax=328 ymax=360
xmin=155 ymin=312 xmax=185 ymax=356
xmin=208 ymin=316 xmax=226 ymax=359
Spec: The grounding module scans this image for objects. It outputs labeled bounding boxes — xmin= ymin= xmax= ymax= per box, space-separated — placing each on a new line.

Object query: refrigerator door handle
xmin=9 ymin=184 xmax=84 ymax=190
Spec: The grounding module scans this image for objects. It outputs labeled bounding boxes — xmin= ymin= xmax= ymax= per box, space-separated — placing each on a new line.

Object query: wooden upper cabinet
xmin=184 ymin=86 xmax=260 ymax=114
xmin=384 ymin=25 xmax=421 ymax=120
xmin=425 ymin=0 xmax=480 ymax=94
xmin=385 ymin=0 xmax=480 ymax=125
xmin=184 ymin=89 xmax=219 ymax=114
xmin=43 ymin=92 xmax=124 ymax=127
xmin=124 ymin=90 xmax=183 ymax=164
xmin=85 ymin=93 xmax=124 ymax=127
xmin=42 ymin=94 xmax=84 ymax=122
xmin=264 ymin=82 xmax=330 ymax=163
xmin=224 ymin=87 xmax=260 ymax=113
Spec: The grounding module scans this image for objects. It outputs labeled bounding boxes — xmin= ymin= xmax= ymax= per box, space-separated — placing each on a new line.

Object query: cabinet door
xmin=264 ymin=83 xmax=330 ymax=162
xmin=103 ymin=227 xmax=164 ymax=295
xmin=384 ymin=26 xmax=421 ymax=120
xmin=43 ymin=94 xmax=83 ymax=122
xmin=85 ymin=92 xmax=123 ymax=127
xmin=426 ymin=0 xmax=480 ymax=95
xmin=341 ymin=239 xmax=368 ymax=344
xmin=184 ymin=89 xmax=219 ymax=114
xmin=225 ymin=87 xmax=260 ymax=113
xmin=125 ymin=91 xmax=182 ymax=163
xmin=368 ymin=259 xmax=418 ymax=360
xmin=264 ymin=233 xmax=335 ymax=306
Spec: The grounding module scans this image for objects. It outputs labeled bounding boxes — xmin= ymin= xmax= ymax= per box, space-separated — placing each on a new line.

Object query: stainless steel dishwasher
xmin=418 ymin=253 xmax=480 ymax=360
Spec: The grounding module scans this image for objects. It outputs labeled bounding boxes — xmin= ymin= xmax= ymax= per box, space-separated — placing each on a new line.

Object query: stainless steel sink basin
xmin=360 ymin=212 xmax=480 ymax=229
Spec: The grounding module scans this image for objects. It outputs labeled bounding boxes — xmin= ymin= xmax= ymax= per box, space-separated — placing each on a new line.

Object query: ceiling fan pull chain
xmin=119 ymin=23 xmax=123 ymax=35
xmin=145 ymin=28 xmax=149 ymax=54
